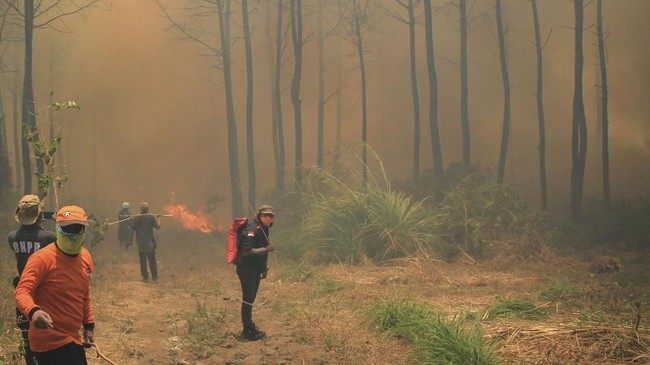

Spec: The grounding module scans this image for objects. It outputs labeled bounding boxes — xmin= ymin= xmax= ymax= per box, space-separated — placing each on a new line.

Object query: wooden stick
xmin=83 ymin=343 xmax=117 ymax=365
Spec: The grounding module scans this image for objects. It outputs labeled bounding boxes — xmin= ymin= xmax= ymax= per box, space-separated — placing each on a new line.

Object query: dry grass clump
xmin=490 ymin=323 xmax=649 ymax=364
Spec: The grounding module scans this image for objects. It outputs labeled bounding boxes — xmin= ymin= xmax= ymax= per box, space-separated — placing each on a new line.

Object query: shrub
xmin=434 ymin=168 xmax=548 ymax=259
xmin=301 ymin=187 xmax=441 ymax=263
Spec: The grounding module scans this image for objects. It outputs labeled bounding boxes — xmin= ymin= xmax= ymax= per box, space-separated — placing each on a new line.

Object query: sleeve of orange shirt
xmin=82 ymin=252 xmax=95 ymax=327
xmin=14 ymin=254 xmax=47 ymax=319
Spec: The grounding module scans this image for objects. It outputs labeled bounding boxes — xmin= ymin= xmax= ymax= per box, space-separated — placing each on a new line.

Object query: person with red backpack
xmin=235 ymin=205 xmax=275 ymax=341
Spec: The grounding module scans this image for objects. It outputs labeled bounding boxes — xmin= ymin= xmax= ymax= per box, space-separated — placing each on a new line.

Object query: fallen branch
xmin=83 ymin=342 xmax=117 ymax=365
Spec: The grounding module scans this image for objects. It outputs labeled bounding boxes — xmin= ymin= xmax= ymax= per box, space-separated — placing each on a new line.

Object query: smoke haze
xmin=7 ymin=0 xmax=650 ymax=223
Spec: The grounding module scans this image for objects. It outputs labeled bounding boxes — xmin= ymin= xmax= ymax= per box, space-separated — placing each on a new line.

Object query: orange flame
xmin=163 ymin=204 xmax=217 ymax=234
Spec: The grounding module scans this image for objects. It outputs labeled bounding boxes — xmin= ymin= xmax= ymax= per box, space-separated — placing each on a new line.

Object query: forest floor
xmin=2 ymin=230 xmax=649 ymax=365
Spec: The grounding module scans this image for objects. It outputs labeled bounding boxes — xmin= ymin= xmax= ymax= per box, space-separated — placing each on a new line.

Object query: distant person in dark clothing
xmin=117 ymin=202 xmax=132 ymax=250
xmin=236 ymin=205 xmax=275 ymax=341
xmin=8 ymin=194 xmax=56 ymax=365
xmin=130 ymin=202 xmax=161 ymax=282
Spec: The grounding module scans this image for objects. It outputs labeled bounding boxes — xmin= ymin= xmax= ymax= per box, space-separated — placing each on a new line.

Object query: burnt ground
xmin=4 ymin=231 xmax=649 ymax=365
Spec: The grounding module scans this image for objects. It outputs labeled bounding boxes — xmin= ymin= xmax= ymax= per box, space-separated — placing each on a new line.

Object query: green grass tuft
xmin=369 ymin=300 xmax=499 ymax=365
xmin=483 ymin=297 xmax=548 ymax=320
xmin=540 ymin=277 xmax=580 ymax=302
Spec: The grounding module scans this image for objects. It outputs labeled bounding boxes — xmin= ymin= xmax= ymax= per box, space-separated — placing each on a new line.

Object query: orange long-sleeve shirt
xmin=14 ymin=243 xmax=94 ymax=352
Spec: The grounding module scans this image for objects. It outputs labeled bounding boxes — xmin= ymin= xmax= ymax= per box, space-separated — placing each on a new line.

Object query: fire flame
xmin=163 ymin=204 xmax=217 ymax=234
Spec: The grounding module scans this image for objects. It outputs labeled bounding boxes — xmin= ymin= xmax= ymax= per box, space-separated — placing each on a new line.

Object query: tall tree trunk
xmin=217 ymin=0 xmax=243 ymax=218
xmin=597 ymin=0 xmax=610 ymax=206
xmin=242 ymin=0 xmax=256 ymax=210
xmin=273 ymin=0 xmax=286 ymax=192
xmin=531 ymin=0 xmax=548 ymax=211
xmin=290 ymin=0 xmax=303 ymax=189
xmin=317 ymin=0 xmax=325 ymax=168
xmin=334 ymin=34 xmax=343 ymax=166
xmin=265 ymin=1 xmax=281 ymax=193
xmin=407 ymin=0 xmax=421 ymax=182
xmin=12 ymin=51 xmax=21 ymax=190
xmin=459 ymin=0 xmax=470 ymax=166
xmin=353 ymin=0 xmax=368 ymax=187
xmin=495 ymin=0 xmax=511 ymax=185
xmin=0 ymin=85 xmax=11 ymax=192
xmin=423 ymin=0 xmax=443 ymax=202
xmin=22 ymin=0 xmax=37 ymax=194
xmin=571 ymin=0 xmax=588 ymax=221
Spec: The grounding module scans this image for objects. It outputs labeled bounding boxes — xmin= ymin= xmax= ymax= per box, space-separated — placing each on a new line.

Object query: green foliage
xmin=26 ymin=98 xmax=80 ymax=202
xmin=87 ymin=214 xmax=109 ymax=247
xmin=540 ymin=277 xmax=580 ymax=302
xmin=370 ymin=300 xmax=499 ymax=365
xmin=433 ymin=168 xmax=548 ymax=259
xmin=277 ymin=262 xmax=314 ymax=283
xmin=482 ymin=297 xmax=548 ymax=320
xmin=301 ymin=186 xmax=440 ymax=263
xmin=182 ymin=301 xmax=227 ymax=357
xmin=313 ymin=277 xmax=346 ymax=296
xmin=27 ymin=129 xmax=67 ymax=200
xmin=273 ymin=230 xmax=310 ymax=262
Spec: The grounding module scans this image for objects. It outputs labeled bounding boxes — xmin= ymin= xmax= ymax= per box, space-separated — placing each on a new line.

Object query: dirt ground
xmin=4 ymin=231 xmax=650 ymax=364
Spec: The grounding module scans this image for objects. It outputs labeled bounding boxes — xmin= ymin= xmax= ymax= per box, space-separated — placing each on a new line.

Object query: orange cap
xmin=55 ymin=206 xmax=89 ymax=226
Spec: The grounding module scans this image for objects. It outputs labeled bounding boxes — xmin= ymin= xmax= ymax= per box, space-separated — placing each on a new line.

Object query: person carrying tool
xmin=14 ymin=205 xmax=95 ymax=365
xmin=130 ymin=202 xmax=161 ymax=282
xmin=117 ymin=202 xmax=133 ymax=250
xmin=8 ymin=194 xmax=57 ymax=365
xmin=236 ymin=205 xmax=275 ymax=341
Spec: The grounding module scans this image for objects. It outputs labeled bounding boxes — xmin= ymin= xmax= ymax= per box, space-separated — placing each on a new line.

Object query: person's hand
xmin=266 ymin=244 xmax=275 ymax=253
xmin=156 ymin=213 xmax=161 ymax=218
xmin=83 ymin=328 xmax=94 ymax=344
xmin=32 ymin=310 xmax=54 ymax=329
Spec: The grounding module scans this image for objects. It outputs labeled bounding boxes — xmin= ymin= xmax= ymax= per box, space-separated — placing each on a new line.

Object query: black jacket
xmin=236 ymin=221 xmax=270 ymax=269
xmin=8 ymin=224 xmax=56 ymax=276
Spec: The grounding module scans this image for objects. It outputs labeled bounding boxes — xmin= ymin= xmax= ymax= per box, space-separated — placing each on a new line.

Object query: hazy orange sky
xmin=5 ymin=0 xmax=649 ymax=222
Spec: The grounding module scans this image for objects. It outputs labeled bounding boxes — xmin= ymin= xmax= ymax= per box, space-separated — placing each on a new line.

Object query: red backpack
xmin=226 ymin=217 xmax=248 ymax=264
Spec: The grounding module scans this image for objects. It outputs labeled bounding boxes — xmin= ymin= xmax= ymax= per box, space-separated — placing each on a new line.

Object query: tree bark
xmin=531 ymin=0 xmax=548 ymax=211
xmin=571 ymin=0 xmax=588 ymax=221
xmin=352 ymin=0 xmax=369 ymax=187
xmin=423 ymin=0 xmax=443 ymax=202
xmin=242 ymin=0 xmax=256 ymax=210
xmin=290 ymin=0 xmax=303 ymax=189
xmin=217 ymin=0 xmax=243 ymax=218
xmin=496 ymin=0 xmax=511 ymax=185
xmin=0 ymin=84 xmax=11 ymax=192
xmin=273 ymin=0 xmax=286 ymax=192
xmin=12 ymin=61 xmax=21 ymax=189
xmin=597 ymin=0 xmax=610 ymax=206
xmin=317 ymin=0 xmax=325 ymax=168
xmin=459 ymin=0 xmax=470 ymax=166
xmin=22 ymin=0 xmax=37 ymax=194
xmin=407 ymin=0 xmax=421 ymax=182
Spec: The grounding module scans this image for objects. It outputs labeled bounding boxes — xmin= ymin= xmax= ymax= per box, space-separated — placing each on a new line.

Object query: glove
xmin=32 ymin=310 xmax=54 ymax=329
xmin=83 ymin=328 xmax=95 ymax=344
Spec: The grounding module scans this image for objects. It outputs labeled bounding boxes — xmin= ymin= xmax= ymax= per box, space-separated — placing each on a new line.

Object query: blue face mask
xmin=56 ymin=224 xmax=86 ymax=255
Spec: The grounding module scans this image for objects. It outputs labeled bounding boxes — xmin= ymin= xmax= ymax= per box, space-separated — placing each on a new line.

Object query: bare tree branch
xmin=155 ymin=0 xmax=221 ymax=56
xmin=34 ymin=0 xmax=102 ymax=28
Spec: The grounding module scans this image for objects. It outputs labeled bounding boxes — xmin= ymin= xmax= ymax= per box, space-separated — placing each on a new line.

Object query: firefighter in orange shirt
xmin=15 ymin=206 xmax=95 ymax=365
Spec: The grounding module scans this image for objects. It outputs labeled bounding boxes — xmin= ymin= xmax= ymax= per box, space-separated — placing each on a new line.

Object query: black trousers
xmin=34 ymin=342 xmax=87 ymax=365
xmin=236 ymin=265 xmax=262 ymax=330
xmin=16 ymin=308 xmax=36 ymax=365
xmin=138 ymin=251 xmax=157 ymax=280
